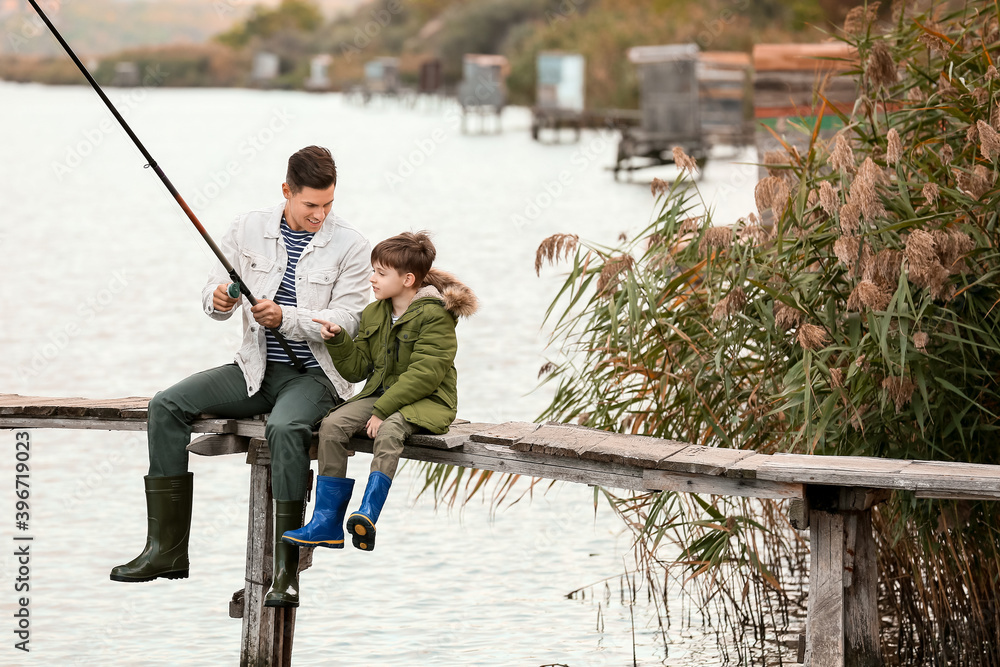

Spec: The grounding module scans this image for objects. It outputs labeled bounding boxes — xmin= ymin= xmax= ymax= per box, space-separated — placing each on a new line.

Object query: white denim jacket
xmin=201 ymin=202 xmax=372 ymax=399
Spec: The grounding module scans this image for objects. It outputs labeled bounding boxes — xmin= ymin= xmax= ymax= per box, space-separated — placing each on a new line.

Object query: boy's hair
xmin=286 ymin=146 xmax=337 ymax=193
xmin=371 ymin=231 xmax=436 ymax=285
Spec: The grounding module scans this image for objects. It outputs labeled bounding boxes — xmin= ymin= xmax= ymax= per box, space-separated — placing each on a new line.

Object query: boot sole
xmin=281 ymin=536 xmax=345 ymax=549
xmin=346 ymin=514 xmax=376 ymax=551
xmin=110 ymin=569 xmax=189 ymax=583
xmin=264 ymin=598 xmax=299 ymax=608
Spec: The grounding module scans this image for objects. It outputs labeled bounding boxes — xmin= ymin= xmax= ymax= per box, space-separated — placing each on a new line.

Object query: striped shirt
xmin=265 ymin=217 xmax=321 ymax=368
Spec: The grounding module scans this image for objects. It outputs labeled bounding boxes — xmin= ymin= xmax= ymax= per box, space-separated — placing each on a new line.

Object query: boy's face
xmin=370 ymin=262 xmax=414 ymax=301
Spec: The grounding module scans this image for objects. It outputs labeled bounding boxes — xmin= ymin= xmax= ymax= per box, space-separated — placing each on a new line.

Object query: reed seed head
xmin=535 ymin=233 xmax=579 ymax=275
xmin=978 ymin=120 xmax=1000 ymax=161
xmin=830 ymin=367 xmax=844 ymax=388
xmin=839 ymin=202 xmax=861 ymax=236
xmin=847 ymin=279 xmax=892 ymax=311
xmin=830 ymin=134 xmax=856 ymax=172
xmin=596 ymin=254 xmax=635 ymax=296
xmin=868 ymin=41 xmax=898 ymax=89
xmin=651 ymin=178 xmax=669 ymax=197
xmin=797 ymin=323 xmax=829 ymax=351
xmin=712 ymin=287 xmax=747 ymax=321
xmin=940 ymin=144 xmax=954 ymax=166
xmin=700 ymin=226 xmax=733 ymax=253
xmin=883 ymin=375 xmax=916 ymax=413
xmin=672 ymin=146 xmax=698 ymax=173
xmin=869 ymin=248 xmax=903 ymax=288
xmin=679 ymin=216 xmax=701 ymax=235
xmin=886 ymin=128 xmax=903 ymax=166
xmin=834 ymin=236 xmax=860 ymax=267
xmin=774 ymin=301 xmax=804 ymax=331
xmin=922 ymin=182 xmax=939 ymax=205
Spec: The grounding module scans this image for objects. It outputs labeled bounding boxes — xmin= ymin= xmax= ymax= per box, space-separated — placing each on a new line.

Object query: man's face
xmin=370 ymin=261 xmax=413 ymax=301
xmin=282 ymin=182 xmax=336 ymax=232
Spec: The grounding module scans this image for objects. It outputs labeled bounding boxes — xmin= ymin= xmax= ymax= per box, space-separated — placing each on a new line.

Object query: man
xmin=111 ymin=146 xmax=372 ymax=609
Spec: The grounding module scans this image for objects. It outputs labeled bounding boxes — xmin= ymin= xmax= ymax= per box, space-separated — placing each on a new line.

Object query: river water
xmin=0 ymin=82 xmax=758 ymax=666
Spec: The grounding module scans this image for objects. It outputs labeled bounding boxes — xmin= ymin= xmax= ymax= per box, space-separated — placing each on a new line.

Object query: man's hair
xmin=371 ymin=231 xmax=436 ymax=285
xmin=286 ymin=145 xmax=337 ymax=193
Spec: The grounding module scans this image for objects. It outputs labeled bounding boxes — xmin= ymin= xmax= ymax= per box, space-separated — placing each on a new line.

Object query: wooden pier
xmin=4 ymin=394 xmax=1000 ymax=666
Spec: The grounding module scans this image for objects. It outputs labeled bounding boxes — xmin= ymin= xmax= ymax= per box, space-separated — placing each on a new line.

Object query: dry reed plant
xmin=425 ymin=3 xmax=1000 ymax=663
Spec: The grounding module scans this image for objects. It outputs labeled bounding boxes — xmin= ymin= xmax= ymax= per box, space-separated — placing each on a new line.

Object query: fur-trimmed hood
xmin=412 ymin=268 xmax=478 ymax=318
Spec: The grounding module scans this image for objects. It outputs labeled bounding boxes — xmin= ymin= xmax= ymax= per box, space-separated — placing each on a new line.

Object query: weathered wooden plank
xmin=0 ymin=416 xmax=149 ymax=431
xmin=407 ymin=421 xmax=486 ymax=450
xmin=901 ymin=461 xmax=1000 ymax=497
xmin=725 ymin=453 xmax=773 ymax=479
xmin=643 ymin=469 xmax=803 ymax=500
xmin=914 ymin=489 xmax=1000 ymax=500
xmin=806 ymin=509 xmax=845 ymax=666
xmin=753 ymin=454 xmax=911 ymax=488
xmin=581 ymin=433 xmax=689 ymax=468
xmin=0 ymin=394 xmax=150 ymax=418
xmin=511 ymin=424 xmax=614 ymax=457
xmin=187 ymin=434 xmax=252 ymax=457
xmin=392 ymin=440 xmax=648 ymax=491
xmin=468 ymin=422 xmax=539 ymax=446
xmin=658 ymin=445 xmax=755 ymax=476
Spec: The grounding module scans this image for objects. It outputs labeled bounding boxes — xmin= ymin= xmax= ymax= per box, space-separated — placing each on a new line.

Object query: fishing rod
xmin=26 ymin=0 xmax=306 ymax=372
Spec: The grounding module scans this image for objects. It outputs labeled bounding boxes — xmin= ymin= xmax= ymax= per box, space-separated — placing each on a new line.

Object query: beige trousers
xmin=317 ymin=396 xmax=416 ymax=479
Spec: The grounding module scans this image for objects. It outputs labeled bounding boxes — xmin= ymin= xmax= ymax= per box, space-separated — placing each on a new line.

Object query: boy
xmin=283 ymin=231 xmax=477 ymax=551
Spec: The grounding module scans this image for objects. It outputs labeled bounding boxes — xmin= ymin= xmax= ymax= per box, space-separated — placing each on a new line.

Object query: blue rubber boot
xmin=346 ymin=471 xmax=392 ymax=551
xmin=281 ymin=476 xmax=354 ymax=549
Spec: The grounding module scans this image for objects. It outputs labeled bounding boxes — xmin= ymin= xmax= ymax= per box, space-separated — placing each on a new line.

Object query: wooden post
xmin=238 ymin=437 xmax=305 ymax=667
xmin=804 ymin=486 xmax=887 ymax=667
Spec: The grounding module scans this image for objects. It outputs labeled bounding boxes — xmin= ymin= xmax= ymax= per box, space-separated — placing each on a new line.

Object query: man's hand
xmin=213 ymin=283 xmax=239 ymax=312
xmin=366 ymin=415 xmax=383 ymax=439
xmin=251 ymin=300 xmax=282 ymax=328
xmin=312 ymin=318 xmax=342 ymax=340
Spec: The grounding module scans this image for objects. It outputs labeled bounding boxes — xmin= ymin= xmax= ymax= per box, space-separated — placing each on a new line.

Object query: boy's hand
xmin=312 ymin=318 xmax=342 ymax=340
xmin=366 ymin=415 xmax=383 ymax=439
xmin=213 ymin=283 xmax=239 ymax=312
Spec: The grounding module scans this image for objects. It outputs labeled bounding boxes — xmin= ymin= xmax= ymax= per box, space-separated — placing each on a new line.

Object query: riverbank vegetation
xmin=2 ymin=0 xmax=860 ymax=108
xmin=519 ymin=0 xmax=1000 ymax=662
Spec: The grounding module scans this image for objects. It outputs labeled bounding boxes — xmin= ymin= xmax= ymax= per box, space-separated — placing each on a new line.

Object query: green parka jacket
xmin=324 ymin=268 xmax=478 ymax=434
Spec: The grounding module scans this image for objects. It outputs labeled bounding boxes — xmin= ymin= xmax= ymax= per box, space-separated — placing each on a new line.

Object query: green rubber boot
xmin=264 ymin=499 xmax=305 ymax=608
xmin=110 ymin=473 xmax=193 ymax=582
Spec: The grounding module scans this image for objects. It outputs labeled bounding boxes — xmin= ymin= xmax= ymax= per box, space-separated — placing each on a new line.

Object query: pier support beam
xmin=237 ymin=438 xmax=310 ymax=667
xmin=804 ymin=485 xmax=888 ymax=667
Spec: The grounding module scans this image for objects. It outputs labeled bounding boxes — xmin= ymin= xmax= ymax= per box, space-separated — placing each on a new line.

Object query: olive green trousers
xmin=147 ymin=362 xmax=339 ymax=501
